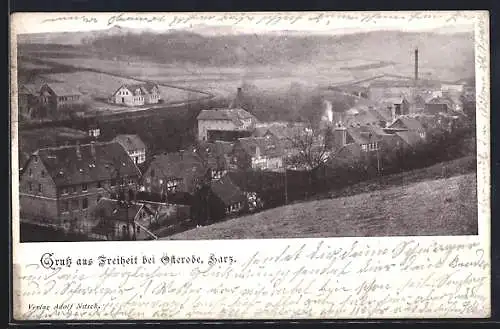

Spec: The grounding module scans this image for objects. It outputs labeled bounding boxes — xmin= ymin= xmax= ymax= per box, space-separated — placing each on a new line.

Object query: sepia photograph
xmin=16 ymin=14 xmax=478 ymax=243
xmin=10 ymin=11 xmax=491 ymax=321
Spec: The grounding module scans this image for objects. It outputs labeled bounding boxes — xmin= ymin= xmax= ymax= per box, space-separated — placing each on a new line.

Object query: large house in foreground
xmin=110 ymin=82 xmax=162 ymax=107
xmin=19 ymin=142 xmax=142 ymax=233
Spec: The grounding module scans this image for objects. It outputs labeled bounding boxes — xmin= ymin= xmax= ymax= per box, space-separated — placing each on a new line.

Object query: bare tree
xmin=286 ymin=125 xmax=333 ymax=193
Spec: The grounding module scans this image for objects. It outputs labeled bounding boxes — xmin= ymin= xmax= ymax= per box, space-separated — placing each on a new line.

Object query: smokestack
xmin=414 ymin=48 xmax=419 ymax=82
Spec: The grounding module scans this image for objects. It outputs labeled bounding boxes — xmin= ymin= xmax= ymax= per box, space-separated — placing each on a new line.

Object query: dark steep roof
xmin=42 ymin=83 xmax=82 ymax=96
xmin=92 ymin=198 xmax=143 ymax=223
xmin=20 ymin=84 xmax=40 ymax=95
xmin=236 ymin=136 xmax=284 ymax=158
xmin=32 ymin=142 xmax=141 ymax=187
xmin=210 ymin=175 xmax=246 ymax=206
xmin=146 ymin=152 xmax=206 ymax=181
xmin=389 ymin=116 xmax=425 ymax=131
xmin=346 ymin=126 xmax=383 ymax=145
xmin=395 ymin=131 xmax=423 ymax=147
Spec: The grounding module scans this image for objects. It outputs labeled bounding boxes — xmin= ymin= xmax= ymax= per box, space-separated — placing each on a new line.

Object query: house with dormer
xmin=110 ymin=82 xmax=161 ymax=107
xmin=19 ymin=142 xmax=141 ymax=233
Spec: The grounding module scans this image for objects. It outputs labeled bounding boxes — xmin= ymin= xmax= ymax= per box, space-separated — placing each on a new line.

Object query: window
xmin=61 ymin=200 xmax=69 ymax=213
xmin=41 ymin=170 xmax=45 ymax=178
xmin=61 ymin=187 xmax=68 ymax=195
xmin=110 ymin=179 xmax=117 ymax=187
xmin=97 ymin=181 xmax=102 ymax=189
xmin=150 ymin=169 xmax=155 ymax=177
xmin=167 ymin=180 xmax=179 ymax=193
xmin=82 ymin=183 xmax=88 ymax=191
xmin=34 ymin=156 xmax=38 ymax=163
xmin=28 ymin=182 xmax=32 ymax=192
xmin=362 ymin=144 xmax=368 ymax=152
xmin=29 ymin=169 xmax=32 ymax=177
xmin=38 ymin=184 xmax=42 ymax=193
xmin=70 ymin=186 xmax=76 ymax=193
xmin=82 ymin=198 xmax=88 ymax=209
xmin=71 ymin=199 xmax=79 ymax=211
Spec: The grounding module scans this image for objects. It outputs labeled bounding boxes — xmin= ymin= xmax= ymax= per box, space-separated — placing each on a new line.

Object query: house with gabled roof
xmin=424 ymin=96 xmax=454 ymax=115
xmin=332 ymin=124 xmax=388 ymax=158
xmin=197 ymin=108 xmax=258 ymax=142
xmin=19 ymin=141 xmax=141 ymax=232
xmin=110 ymin=82 xmax=161 ymax=107
xmin=18 ymin=84 xmax=40 ymax=116
xmin=386 ymin=116 xmax=427 ymax=139
xmin=113 ymin=134 xmax=147 ymax=165
xmin=192 ymin=174 xmax=248 ymax=224
xmin=39 ymin=83 xmax=83 ymax=110
xmin=141 ymin=146 xmax=228 ymax=197
xmin=90 ymin=198 xmax=157 ymax=240
xmin=231 ymin=136 xmax=284 ymax=171
xmin=394 ymin=131 xmax=424 ymax=148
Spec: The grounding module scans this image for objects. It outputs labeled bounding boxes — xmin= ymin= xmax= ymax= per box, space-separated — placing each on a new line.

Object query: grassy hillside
xmin=166 ymin=173 xmax=477 ymax=240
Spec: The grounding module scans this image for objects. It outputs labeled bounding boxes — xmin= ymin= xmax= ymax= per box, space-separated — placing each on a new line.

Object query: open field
xmin=19 ymin=48 xmax=470 ymax=105
xmin=167 ymin=173 xmax=477 ymax=240
xmin=23 ymin=55 xmax=368 ymax=94
xmin=40 ymin=71 xmax=195 ymax=102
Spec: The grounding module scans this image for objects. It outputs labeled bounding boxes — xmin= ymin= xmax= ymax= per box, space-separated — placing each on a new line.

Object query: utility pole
xmin=283 ymin=156 xmax=288 ymax=205
xmin=376 ymin=145 xmax=381 ymax=175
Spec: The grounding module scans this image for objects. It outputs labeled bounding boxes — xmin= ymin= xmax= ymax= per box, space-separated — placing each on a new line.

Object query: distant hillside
xmin=18 ymin=29 xmax=474 ymax=73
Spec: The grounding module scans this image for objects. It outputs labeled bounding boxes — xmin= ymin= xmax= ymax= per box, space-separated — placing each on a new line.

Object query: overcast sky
xmin=12 ymin=11 xmax=479 ymax=35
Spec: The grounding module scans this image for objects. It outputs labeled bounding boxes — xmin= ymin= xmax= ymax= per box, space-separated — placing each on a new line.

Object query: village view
xmin=17 ymin=25 xmax=478 ymax=241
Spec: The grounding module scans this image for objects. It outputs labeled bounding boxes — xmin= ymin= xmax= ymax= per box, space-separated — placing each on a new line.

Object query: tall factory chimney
xmin=414 ymin=47 xmax=419 ymax=82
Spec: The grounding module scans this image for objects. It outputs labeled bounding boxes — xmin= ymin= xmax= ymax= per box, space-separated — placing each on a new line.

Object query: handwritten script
xmin=38 ymin=11 xmax=472 ymax=29
xmin=13 ymin=239 xmax=489 ymax=320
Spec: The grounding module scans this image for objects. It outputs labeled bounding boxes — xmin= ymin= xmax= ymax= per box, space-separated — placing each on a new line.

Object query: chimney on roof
xmin=230 ymin=87 xmax=244 ymax=109
xmin=90 ymin=141 xmax=96 ymax=157
xmin=333 ymin=123 xmax=347 ymax=150
xmin=76 ymin=141 xmax=81 ymax=159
